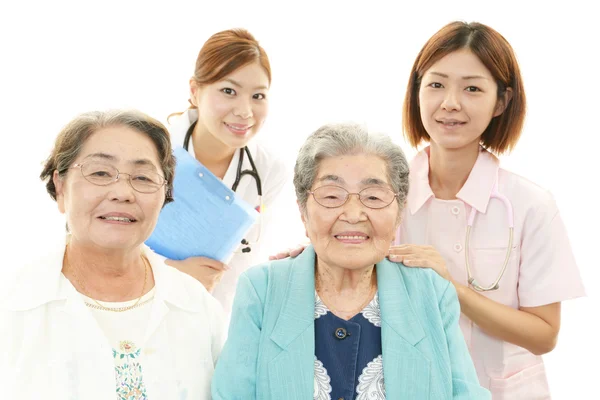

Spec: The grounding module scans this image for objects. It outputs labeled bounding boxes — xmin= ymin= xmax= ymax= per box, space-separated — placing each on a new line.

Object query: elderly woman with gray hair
xmin=0 ymin=110 xmax=225 ymax=399
xmin=211 ymin=123 xmax=489 ymax=399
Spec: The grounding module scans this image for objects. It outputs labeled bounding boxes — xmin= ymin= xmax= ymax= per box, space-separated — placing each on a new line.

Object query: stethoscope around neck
xmin=183 ymin=120 xmax=263 ymax=254
xmin=464 ymin=182 xmax=515 ymax=291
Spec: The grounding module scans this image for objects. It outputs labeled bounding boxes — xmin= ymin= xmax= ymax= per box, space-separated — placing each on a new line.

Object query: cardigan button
xmin=334 ymin=327 xmax=347 ymax=339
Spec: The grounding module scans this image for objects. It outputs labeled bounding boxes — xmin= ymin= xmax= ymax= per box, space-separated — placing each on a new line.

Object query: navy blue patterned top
xmin=313 ymin=292 xmax=385 ymax=400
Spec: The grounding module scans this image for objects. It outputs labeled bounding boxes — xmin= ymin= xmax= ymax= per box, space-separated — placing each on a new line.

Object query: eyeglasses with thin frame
xmin=308 ymin=185 xmax=399 ymax=209
xmin=70 ymin=162 xmax=166 ymax=194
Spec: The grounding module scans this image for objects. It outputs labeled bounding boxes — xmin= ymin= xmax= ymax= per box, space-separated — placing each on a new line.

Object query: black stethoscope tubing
xmin=183 ymin=121 xmax=262 ymax=196
xmin=183 ymin=120 xmax=262 ymax=253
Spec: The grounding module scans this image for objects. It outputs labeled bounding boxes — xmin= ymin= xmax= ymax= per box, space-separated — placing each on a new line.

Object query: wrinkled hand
xmin=388 ymin=244 xmax=452 ymax=282
xmin=167 ymin=256 xmax=229 ymax=293
xmin=268 ymin=244 xmax=307 ymax=261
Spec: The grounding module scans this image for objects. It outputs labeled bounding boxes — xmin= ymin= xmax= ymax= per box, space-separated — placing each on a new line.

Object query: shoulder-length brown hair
xmin=403 ymin=21 xmax=526 ymax=154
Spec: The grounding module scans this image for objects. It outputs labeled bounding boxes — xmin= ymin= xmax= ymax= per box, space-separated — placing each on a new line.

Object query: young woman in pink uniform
xmin=388 ymin=21 xmax=585 ymax=399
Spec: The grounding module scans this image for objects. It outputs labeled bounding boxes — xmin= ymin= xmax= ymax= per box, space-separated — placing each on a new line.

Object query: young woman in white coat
xmin=165 ymin=29 xmax=288 ymax=318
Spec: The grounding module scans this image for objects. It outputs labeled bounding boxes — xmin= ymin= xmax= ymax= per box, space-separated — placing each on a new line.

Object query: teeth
xmin=102 ymin=216 xmax=133 ymax=222
xmin=227 ymin=123 xmax=250 ymax=131
xmin=336 ymin=235 xmax=367 ymax=240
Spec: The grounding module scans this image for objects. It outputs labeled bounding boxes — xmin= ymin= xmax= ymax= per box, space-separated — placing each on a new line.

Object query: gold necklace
xmin=64 ymin=247 xmax=149 ymax=313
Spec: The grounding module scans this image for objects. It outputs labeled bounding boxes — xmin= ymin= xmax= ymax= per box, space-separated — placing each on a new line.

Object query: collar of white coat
xmin=168 ymin=108 xmax=258 ymax=189
xmin=2 ymin=236 xmax=205 ymax=313
xmin=407 ymin=145 xmax=500 ymax=215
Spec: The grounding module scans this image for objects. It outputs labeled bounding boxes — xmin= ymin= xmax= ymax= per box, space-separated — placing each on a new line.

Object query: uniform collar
xmin=2 ymin=238 xmax=204 ymax=313
xmin=169 ymin=109 xmax=257 ymax=191
xmin=407 ymin=148 xmax=434 ymax=215
xmin=408 ymin=146 xmax=500 ymax=214
xmin=168 ymin=109 xmax=198 ymax=155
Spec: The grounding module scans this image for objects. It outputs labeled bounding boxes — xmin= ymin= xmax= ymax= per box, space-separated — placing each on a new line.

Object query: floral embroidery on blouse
xmin=314 ymin=292 xmax=328 ymax=319
xmin=314 ymin=356 xmax=333 ymax=400
xmin=360 ymin=292 xmax=381 ymax=327
xmin=314 ymin=292 xmax=385 ymax=399
xmin=113 ymin=340 xmax=148 ymax=400
xmin=356 ymin=355 xmax=385 ymax=399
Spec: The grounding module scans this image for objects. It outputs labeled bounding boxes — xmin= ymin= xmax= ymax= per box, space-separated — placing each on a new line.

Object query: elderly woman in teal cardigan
xmin=211 ymin=123 xmax=490 ymax=399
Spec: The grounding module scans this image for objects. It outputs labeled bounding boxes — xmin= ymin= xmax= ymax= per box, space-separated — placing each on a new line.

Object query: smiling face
xmin=301 ymin=153 xmax=400 ymax=271
xmin=418 ymin=48 xmax=510 ymax=152
xmin=190 ymin=61 xmax=270 ymax=149
xmin=53 ymin=125 xmax=167 ymax=251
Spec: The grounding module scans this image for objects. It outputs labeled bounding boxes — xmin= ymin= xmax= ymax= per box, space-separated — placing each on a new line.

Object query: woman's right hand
xmin=268 ymin=244 xmax=307 ymax=260
xmin=166 ymin=257 xmax=229 ymax=293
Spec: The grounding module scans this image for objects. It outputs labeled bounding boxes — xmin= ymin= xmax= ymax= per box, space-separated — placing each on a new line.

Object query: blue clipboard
xmin=145 ymin=146 xmax=259 ymax=262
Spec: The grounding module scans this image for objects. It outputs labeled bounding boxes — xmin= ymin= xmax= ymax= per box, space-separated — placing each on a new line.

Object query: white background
xmin=1 ymin=0 xmax=598 ymax=398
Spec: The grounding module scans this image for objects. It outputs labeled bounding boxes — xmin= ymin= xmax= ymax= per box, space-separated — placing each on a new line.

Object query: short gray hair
xmin=40 ymin=109 xmax=175 ymax=205
xmin=294 ymin=123 xmax=409 ymax=213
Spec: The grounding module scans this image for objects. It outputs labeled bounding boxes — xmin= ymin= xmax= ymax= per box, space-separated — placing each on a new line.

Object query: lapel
xmin=141 ymin=247 xmax=206 ymax=345
xmin=59 ymin=279 xmax=117 ymax=399
xmin=267 ymin=247 xmax=317 ymax=400
xmin=377 ymin=260 xmax=432 ymax=398
xmin=264 ymin=251 xmax=434 ymax=399
xmin=140 ymin=250 xmax=172 ymax=346
xmin=169 ymin=109 xmax=197 ymax=153
xmin=6 ymin=240 xmax=118 ymax=398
